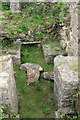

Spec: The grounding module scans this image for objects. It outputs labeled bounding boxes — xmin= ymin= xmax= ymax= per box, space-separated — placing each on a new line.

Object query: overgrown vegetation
xmin=2 ymin=2 xmax=10 ymax=10
xmin=57 ymin=84 xmax=80 ymax=120
xmin=0 ymin=104 xmax=19 ymax=120
xmin=1 ymin=2 xmax=79 ymax=119
xmin=2 ymin=2 xmax=68 ymax=47
xmin=13 ymin=44 xmax=55 ymax=118
xmin=21 ymin=44 xmax=53 ymax=72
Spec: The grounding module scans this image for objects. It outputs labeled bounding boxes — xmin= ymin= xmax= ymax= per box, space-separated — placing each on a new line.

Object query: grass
xmin=21 ymin=44 xmax=53 ymax=72
xmin=9 ymin=51 xmax=17 ymax=55
xmin=14 ymin=44 xmax=55 ymax=118
xmin=2 ymin=43 xmax=20 ymax=50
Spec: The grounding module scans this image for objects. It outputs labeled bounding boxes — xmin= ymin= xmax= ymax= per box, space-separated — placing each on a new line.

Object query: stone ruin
xmin=0 ymin=1 xmax=80 ymax=118
xmin=54 ymin=1 xmax=80 ymax=116
xmin=54 ymin=55 xmax=78 ymax=114
xmin=0 ymin=55 xmax=18 ymax=114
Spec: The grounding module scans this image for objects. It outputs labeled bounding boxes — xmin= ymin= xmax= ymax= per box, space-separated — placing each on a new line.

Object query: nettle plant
xmin=0 ymin=104 xmax=19 ymax=120
xmin=52 ymin=2 xmax=68 ymax=25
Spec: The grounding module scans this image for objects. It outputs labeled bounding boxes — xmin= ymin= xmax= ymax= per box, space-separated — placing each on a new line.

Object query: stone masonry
xmin=66 ymin=2 xmax=79 ymax=56
xmin=0 ymin=55 xmax=18 ymax=114
xmin=55 ymin=2 xmax=80 ymax=116
xmin=54 ymin=55 xmax=78 ymax=114
xmin=10 ymin=0 xmax=20 ymax=13
xmin=60 ymin=2 xmax=80 ymax=56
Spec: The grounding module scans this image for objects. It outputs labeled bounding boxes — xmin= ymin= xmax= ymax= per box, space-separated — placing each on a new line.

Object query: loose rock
xmin=43 ymin=71 xmax=54 ymax=80
xmin=27 ymin=69 xmax=40 ymax=84
xmin=20 ymin=63 xmax=43 ymax=84
xmin=20 ymin=63 xmax=43 ymax=72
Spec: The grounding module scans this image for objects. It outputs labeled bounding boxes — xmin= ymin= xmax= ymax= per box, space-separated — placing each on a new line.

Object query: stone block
xmin=42 ymin=44 xmax=67 ymax=64
xmin=0 ymin=55 xmax=18 ymax=114
xmin=11 ymin=47 xmax=21 ymax=65
xmin=20 ymin=63 xmax=43 ymax=84
xmin=42 ymin=71 xmax=54 ymax=80
xmin=54 ymin=55 xmax=78 ymax=113
xmin=60 ymin=26 xmax=70 ymax=48
xmin=20 ymin=63 xmax=43 ymax=72
xmin=27 ymin=69 xmax=40 ymax=84
xmin=10 ymin=0 xmax=20 ymax=13
xmin=1 ymin=47 xmax=21 ymax=65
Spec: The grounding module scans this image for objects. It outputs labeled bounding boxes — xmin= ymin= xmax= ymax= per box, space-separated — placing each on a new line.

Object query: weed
xmin=0 ymin=104 xmax=9 ymax=119
xmin=21 ymin=48 xmax=29 ymax=56
xmin=25 ymin=37 xmax=30 ymax=41
xmin=9 ymin=51 xmax=17 ymax=55
xmin=55 ymin=61 xmax=64 ymax=67
xmin=8 ymin=28 xmax=15 ymax=34
xmin=78 ymin=84 xmax=80 ymax=91
xmin=48 ymin=81 xmax=53 ymax=91
xmin=54 ymin=48 xmax=59 ymax=52
xmin=6 ymin=10 xmax=12 ymax=16
xmin=38 ymin=32 xmax=44 ymax=39
xmin=17 ymin=29 xmax=22 ymax=33
xmin=72 ymin=59 xmax=78 ymax=71
xmin=42 ymin=107 xmax=51 ymax=114
xmin=52 ymin=2 xmax=68 ymax=24
xmin=45 ymin=51 xmax=48 ymax=56
xmin=41 ymin=39 xmax=46 ymax=45
xmin=19 ymin=10 xmax=22 ymax=14
xmin=19 ymin=23 xmax=28 ymax=34
xmin=35 ymin=81 xmax=41 ymax=91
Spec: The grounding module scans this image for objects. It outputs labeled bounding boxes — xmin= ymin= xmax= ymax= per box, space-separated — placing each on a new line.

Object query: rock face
xmin=0 ymin=55 xmax=18 ymax=114
xmin=54 ymin=55 xmax=78 ymax=114
xmin=27 ymin=69 xmax=40 ymax=84
xmin=20 ymin=63 xmax=43 ymax=84
xmin=42 ymin=44 xmax=67 ymax=64
xmin=20 ymin=63 xmax=43 ymax=72
xmin=43 ymin=71 xmax=54 ymax=80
